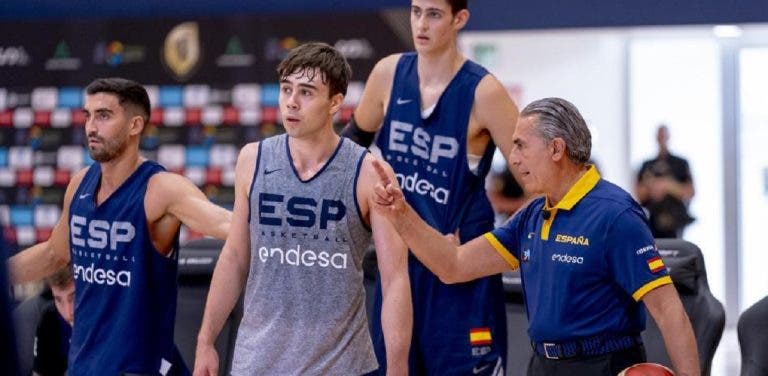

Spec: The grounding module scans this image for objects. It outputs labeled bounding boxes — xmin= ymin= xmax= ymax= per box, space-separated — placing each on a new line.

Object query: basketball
xmin=618 ymin=363 xmax=675 ymax=376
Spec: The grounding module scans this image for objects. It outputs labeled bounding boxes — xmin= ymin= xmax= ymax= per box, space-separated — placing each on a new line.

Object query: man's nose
xmin=286 ymin=92 xmax=299 ymax=109
xmin=507 ymin=151 xmax=520 ymax=166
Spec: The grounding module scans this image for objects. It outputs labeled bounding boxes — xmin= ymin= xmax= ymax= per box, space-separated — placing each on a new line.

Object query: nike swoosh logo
xmin=79 ymin=193 xmax=91 ymax=199
xmin=396 ymin=97 xmax=412 ymax=105
xmin=264 ymin=168 xmax=281 ymax=175
xmin=472 ymin=364 xmax=491 ymax=374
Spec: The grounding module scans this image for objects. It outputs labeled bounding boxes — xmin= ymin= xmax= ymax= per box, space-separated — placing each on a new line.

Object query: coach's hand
xmin=371 ymin=159 xmax=407 ymax=219
xmin=193 ymin=342 xmax=219 ymax=376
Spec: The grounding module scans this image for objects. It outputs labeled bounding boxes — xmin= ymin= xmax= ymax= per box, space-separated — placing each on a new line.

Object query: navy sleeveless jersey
xmin=372 ymin=53 xmax=507 ymax=374
xmin=68 ymin=161 xmax=188 ymax=376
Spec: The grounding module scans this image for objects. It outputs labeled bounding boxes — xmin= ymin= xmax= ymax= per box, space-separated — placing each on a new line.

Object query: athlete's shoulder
xmin=342 ymin=136 xmax=369 ymax=155
xmin=475 ymin=72 xmax=508 ymax=99
xmin=358 ymin=153 xmax=392 ymax=183
xmin=358 ymin=152 xmax=378 ymax=174
xmin=64 ymin=166 xmax=93 ymax=201
xmin=70 ymin=166 xmax=91 ymax=185
xmin=376 ymin=53 xmax=405 ymax=67
xmin=238 ymin=141 xmax=260 ymax=164
xmin=370 ymin=53 xmax=404 ymax=80
xmin=463 ymin=58 xmax=491 ymax=78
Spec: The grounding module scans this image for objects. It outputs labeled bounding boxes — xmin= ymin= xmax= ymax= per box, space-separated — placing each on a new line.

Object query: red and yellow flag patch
xmin=469 ymin=327 xmax=492 ymax=346
xmin=647 ymin=256 xmax=665 ymax=273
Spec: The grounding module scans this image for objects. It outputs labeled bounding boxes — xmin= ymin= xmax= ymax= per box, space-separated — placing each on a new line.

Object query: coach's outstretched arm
xmin=370 ymin=160 xmax=512 ymax=283
xmin=194 ymin=144 xmax=256 ymax=376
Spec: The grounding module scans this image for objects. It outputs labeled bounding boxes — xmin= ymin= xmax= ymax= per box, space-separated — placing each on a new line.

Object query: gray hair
xmin=520 ymin=97 xmax=591 ymax=164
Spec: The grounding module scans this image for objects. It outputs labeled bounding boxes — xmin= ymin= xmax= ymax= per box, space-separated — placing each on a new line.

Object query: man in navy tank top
xmin=8 ymin=78 xmax=232 ymax=375
xmin=341 ymin=0 xmax=519 ymax=374
xmin=194 ymin=43 xmax=412 ymax=375
xmin=370 ymin=97 xmax=700 ymax=376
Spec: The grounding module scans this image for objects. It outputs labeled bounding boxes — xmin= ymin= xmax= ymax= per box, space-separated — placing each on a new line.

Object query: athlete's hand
xmin=371 ymin=159 xmax=407 ymax=219
xmin=193 ymin=342 xmax=219 ymax=376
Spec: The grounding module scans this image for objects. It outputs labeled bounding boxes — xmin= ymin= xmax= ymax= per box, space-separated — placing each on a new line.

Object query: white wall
xmin=628 ymin=36 xmax=724 ymax=301
xmin=738 ymin=47 xmax=768 ymax=309
xmin=459 ymin=29 xmax=631 ymax=189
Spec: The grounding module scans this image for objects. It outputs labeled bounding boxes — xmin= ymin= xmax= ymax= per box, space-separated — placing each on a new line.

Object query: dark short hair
xmin=45 ymin=263 xmax=74 ymax=288
xmin=85 ymin=77 xmax=150 ymax=124
xmin=446 ymin=0 xmax=468 ymax=13
xmin=277 ymin=42 xmax=351 ymax=97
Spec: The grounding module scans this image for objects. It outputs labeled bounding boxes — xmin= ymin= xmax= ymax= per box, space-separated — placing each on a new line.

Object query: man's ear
xmin=128 ymin=114 xmax=145 ymax=136
xmin=551 ymin=138 xmax=566 ymax=161
xmin=329 ymin=93 xmax=344 ymax=115
xmin=453 ymin=9 xmax=469 ymax=30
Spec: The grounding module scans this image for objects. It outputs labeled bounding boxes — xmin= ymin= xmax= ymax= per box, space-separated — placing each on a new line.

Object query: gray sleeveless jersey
xmin=231 ymin=135 xmax=377 ymax=375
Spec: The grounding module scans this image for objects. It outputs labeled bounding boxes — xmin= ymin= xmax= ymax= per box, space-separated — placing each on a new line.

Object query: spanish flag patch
xmin=469 ymin=327 xmax=492 ymax=346
xmin=647 ymin=256 xmax=665 ymax=273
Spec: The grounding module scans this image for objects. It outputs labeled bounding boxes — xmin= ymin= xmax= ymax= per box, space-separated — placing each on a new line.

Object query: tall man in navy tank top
xmin=341 ymin=0 xmax=519 ymax=374
xmin=8 ymin=78 xmax=232 ymax=376
xmin=371 ymin=98 xmax=701 ymax=376
xmin=194 ymin=43 xmax=412 ymax=375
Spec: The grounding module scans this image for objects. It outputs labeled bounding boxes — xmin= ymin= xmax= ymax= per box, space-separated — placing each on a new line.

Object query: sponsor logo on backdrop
xmin=162 ymin=22 xmax=201 ymax=81
xmin=334 ymin=39 xmax=373 ymax=59
xmin=2 ymin=90 xmax=31 ymax=108
xmin=45 ymin=41 xmax=81 ymax=71
xmin=0 ymin=46 xmax=31 ymax=67
xmin=93 ymin=40 xmax=146 ymax=66
xmin=216 ymin=36 xmax=255 ymax=68
xmin=264 ymin=37 xmax=299 ymax=61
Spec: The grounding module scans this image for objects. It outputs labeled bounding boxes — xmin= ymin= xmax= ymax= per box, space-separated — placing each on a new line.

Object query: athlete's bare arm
xmin=194 ymin=143 xmax=257 ymax=376
xmin=352 ymin=54 xmax=401 ymax=133
xmin=146 ymin=172 xmax=232 ymax=245
xmin=8 ymin=168 xmax=88 ymax=284
xmin=357 ymin=155 xmax=412 ymax=375
xmin=467 ymin=75 xmax=519 ymax=159
xmin=371 ymin=160 xmax=511 ymax=283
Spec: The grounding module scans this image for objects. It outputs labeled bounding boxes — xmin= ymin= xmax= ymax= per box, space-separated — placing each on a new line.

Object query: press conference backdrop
xmin=0 ymin=14 xmax=410 ymax=251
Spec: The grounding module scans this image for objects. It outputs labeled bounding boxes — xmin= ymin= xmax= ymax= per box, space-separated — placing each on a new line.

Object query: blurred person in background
xmin=635 ymin=124 xmax=695 ymax=238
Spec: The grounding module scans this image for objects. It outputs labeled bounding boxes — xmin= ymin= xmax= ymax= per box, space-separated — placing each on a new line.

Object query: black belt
xmin=532 ymin=333 xmax=643 ymax=360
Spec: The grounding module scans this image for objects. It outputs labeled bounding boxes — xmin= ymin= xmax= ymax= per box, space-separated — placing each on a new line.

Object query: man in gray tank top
xmin=194 ymin=43 xmax=412 ymax=375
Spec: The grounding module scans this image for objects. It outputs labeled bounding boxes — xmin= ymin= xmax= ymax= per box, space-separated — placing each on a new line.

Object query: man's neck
xmin=288 ymin=126 xmax=340 ymax=175
xmin=417 ymin=45 xmax=465 ymax=86
xmin=545 ymin=164 xmax=590 ymax=208
xmin=99 ymin=150 xmax=143 ymax=192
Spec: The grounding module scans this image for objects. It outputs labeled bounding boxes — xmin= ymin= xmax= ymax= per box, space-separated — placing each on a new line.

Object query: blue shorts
xmin=370 ymin=255 xmax=507 ymax=375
